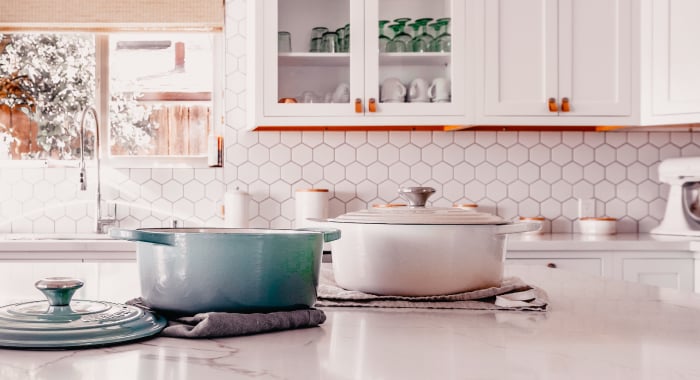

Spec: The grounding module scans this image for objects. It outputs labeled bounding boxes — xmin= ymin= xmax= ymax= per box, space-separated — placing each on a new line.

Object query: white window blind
xmin=0 ymin=0 xmax=224 ymax=31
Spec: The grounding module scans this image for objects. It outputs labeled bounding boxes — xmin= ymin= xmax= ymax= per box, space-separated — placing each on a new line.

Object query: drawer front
xmin=507 ymin=258 xmax=603 ymax=277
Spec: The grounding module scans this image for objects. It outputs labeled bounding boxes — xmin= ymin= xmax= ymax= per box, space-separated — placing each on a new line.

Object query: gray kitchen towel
xmin=315 ymin=266 xmax=548 ymax=311
xmin=126 ymin=298 xmax=326 ymax=338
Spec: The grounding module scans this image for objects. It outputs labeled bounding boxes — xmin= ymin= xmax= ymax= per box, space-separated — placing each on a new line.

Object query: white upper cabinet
xmin=475 ymin=0 xmax=700 ymax=127
xmin=245 ymin=0 xmax=700 ymax=129
xmin=478 ymin=0 xmax=633 ymax=124
xmin=247 ymin=0 xmax=471 ymax=129
xmin=647 ymin=0 xmax=700 ymax=124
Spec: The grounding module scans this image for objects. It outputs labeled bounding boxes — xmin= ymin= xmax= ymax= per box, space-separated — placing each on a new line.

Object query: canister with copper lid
xmin=295 ymin=188 xmax=329 ymax=228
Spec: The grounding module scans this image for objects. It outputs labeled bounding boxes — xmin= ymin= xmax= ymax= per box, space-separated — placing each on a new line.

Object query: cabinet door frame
xmin=558 ymin=0 xmax=632 ymax=117
xmin=651 ymin=0 xmax=700 ymax=115
xmin=363 ymin=0 xmax=468 ymax=118
xmin=483 ymin=0 xmax=559 ymax=116
xmin=260 ymin=0 xmax=365 ymax=118
xmin=248 ymin=0 xmax=472 ymax=128
xmin=481 ymin=0 xmax=632 ymax=118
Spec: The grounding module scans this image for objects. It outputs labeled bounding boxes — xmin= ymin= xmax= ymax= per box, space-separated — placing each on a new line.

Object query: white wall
xmin=0 ymin=0 xmax=698 ymax=234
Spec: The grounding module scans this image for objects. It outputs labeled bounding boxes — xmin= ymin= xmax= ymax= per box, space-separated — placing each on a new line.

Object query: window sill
xmin=0 ymin=156 xmax=218 ymax=169
xmin=104 ymin=156 xmax=215 ymax=169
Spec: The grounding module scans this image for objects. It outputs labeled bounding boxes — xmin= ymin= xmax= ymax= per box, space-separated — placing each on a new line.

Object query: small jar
xmin=578 ymin=217 xmax=617 ymax=235
xmin=295 ymin=188 xmax=329 ymax=228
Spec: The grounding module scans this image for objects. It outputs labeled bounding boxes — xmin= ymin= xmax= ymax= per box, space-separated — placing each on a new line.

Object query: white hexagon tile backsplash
xmin=0 ymin=0 xmax=699 ymax=234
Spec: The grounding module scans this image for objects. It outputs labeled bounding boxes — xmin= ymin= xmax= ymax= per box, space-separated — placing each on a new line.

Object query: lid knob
xmin=398 ymin=187 xmax=436 ymax=208
xmin=35 ymin=277 xmax=84 ymax=307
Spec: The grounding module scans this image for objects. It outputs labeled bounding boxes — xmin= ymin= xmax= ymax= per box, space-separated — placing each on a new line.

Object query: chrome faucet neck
xmin=78 ymin=106 xmax=115 ymax=233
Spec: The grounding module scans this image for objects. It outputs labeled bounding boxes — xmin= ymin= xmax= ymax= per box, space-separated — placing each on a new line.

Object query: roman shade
xmin=0 ymin=0 xmax=224 ymax=31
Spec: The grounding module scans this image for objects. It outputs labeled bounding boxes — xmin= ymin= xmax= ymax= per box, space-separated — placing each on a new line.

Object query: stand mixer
xmin=651 ymin=157 xmax=700 ymax=236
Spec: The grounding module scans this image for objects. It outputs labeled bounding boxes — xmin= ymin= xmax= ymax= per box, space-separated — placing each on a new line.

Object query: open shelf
xmin=379 ymin=52 xmax=450 ymax=66
xmin=278 ymin=52 xmax=451 ymax=67
xmin=278 ymin=52 xmax=351 ymax=67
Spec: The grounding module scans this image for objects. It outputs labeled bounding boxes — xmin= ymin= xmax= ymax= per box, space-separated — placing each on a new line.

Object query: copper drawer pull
xmin=561 ymin=97 xmax=570 ymax=112
xmin=354 ymin=98 xmax=362 ymax=113
xmin=368 ymin=98 xmax=377 ymax=113
xmin=546 ymin=262 xmax=557 ymax=269
xmin=548 ymin=97 xmax=558 ymax=112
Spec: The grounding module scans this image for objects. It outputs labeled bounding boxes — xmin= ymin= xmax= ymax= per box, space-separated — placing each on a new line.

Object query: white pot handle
xmin=494 ymin=222 xmax=541 ymax=235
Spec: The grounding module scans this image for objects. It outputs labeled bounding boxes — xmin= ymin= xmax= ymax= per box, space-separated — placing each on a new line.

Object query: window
xmin=0 ymin=31 xmax=222 ymax=167
xmin=109 ymin=33 xmax=216 ymax=158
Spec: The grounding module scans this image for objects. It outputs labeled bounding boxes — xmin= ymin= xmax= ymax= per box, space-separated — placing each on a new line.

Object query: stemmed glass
xmin=387 ymin=19 xmax=412 ymax=53
xmin=411 ymin=18 xmax=433 ymax=53
xmin=407 ymin=23 xmax=421 ymax=52
xmin=378 ymin=20 xmax=391 ymax=52
xmin=432 ymin=18 xmax=451 ymax=52
xmin=427 ymin=22 xmax=442 ymax=52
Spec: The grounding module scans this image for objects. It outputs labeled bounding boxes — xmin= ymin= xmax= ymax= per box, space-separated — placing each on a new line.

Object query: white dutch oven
xmin=312 ymin=187 xmax=539 ymax=296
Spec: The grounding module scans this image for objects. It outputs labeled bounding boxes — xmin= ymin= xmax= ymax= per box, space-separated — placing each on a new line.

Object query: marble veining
xmin=1 ymin=264 xmax=700 ymax=379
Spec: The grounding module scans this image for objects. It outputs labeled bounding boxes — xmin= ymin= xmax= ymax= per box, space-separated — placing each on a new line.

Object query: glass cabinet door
xmin=263 ymin=0 xmax=364 ymax=117
xmin=364 ymin=0 xmax=466 ymax=117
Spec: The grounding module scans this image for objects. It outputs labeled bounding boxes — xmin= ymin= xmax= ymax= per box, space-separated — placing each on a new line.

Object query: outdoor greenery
xmin=0 ymin=71 xmax=36 ymax=158
xmin=0 ymin=33 xmax=158 ymax=159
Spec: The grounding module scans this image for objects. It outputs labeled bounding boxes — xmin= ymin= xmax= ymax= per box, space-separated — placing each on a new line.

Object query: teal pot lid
xmin=0 ymin=277 xmax=166 ymax=349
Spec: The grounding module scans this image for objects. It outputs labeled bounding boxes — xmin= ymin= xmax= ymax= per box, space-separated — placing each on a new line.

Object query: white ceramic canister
xmin=224 ymin=189 xmax=250 ymax=228
xmin=578 ymin=217 xmax=617 ymax=235
xmin=295 ymin=189 xmax=329 ymax=228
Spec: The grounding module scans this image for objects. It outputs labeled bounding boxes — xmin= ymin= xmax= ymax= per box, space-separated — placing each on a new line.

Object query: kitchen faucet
xmin=79 ymin=106 xmax=116 ymax=233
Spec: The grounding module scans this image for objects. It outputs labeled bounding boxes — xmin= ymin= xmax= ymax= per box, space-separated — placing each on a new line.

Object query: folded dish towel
xmin=315 ymin=266 xmax=548 ymax=311
xmin=126 ymin=298 xmax=326 ymax=338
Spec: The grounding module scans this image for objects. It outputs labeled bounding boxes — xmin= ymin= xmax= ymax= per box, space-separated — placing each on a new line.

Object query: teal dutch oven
xmin=110 ymin=227 xmax=340 ymax=315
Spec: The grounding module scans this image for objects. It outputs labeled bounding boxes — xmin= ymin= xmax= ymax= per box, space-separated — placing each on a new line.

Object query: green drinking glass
xmin=433 ymin=18 xmax=451 ymax=52
xmin=428 ymin=22 xmax=444 ymax=52
xmin=412 ymin=18 xmax=434 ymax=53
xmin=387 ymin=23 xmax=411 ymax=53
xmin=378 ymin=20 xmax=391 ymax=52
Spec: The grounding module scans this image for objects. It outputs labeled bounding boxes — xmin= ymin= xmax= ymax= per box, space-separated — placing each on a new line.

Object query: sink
xmin=0 ymin=233 xmax=114 ymax=241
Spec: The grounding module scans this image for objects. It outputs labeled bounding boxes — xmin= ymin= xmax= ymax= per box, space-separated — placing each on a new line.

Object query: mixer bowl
xmin=682 ymin=181 xmax=700 ymax=223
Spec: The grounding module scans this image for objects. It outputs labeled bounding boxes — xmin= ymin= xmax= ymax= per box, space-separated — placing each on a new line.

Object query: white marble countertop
xmin=509 ymin=232 xmax=700 ymax=251
xmin=2 ymin=264 xmax=700 ymax=379
xmin=0 ymin=232 xmax=698 ymax=261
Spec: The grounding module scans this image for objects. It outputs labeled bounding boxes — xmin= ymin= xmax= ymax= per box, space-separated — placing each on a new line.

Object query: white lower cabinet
xmin=88 ymin=260 xmax=141 ymax=303
xmin=0 ymin=260 xmax=139 ymax=304
xmin=0 ymin=261 xmax=96 ymax=304
xmin=621 ymin=258 xmax=694 ymax=292
xmin=507 ymin=251 xmax=697 ymax=293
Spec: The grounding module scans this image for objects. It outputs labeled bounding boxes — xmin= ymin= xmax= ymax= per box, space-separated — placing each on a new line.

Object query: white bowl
xmin=578 ymin=217 xmax=617 ymax=235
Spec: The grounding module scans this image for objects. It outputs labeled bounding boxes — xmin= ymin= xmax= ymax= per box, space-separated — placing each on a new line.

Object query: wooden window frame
xmin=98 ymin=33 xmax=223 ymax=169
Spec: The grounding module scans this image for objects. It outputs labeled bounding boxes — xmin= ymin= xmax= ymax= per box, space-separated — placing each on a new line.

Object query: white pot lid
xmin=330 ymin=205 xmax=506 ymax=225
xmin=0 ymin=277 xmax=166 ymax=349
xmin=330 ymin=187 xmax=507 ymax=225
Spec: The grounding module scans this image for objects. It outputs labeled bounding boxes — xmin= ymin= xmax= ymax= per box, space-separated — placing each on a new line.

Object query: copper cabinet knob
xmin=561 ymin=97 xmax=571 ymax=112
xmin=368 ymin=98 xmax=377 ymax=113
xmin=354 ymin=98 xmax=362 ymax=113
